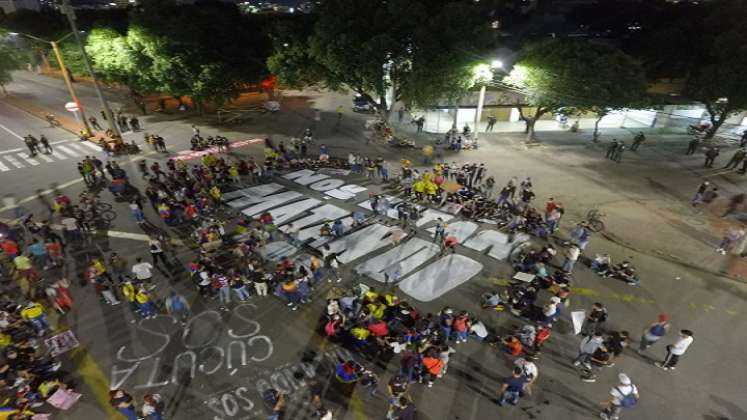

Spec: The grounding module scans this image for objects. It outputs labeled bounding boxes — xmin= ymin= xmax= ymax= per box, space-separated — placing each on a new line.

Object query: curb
xmin=1 ymin=95 xmax=112 ymax=147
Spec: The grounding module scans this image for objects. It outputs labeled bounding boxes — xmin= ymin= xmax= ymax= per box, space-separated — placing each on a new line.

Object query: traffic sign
xmin=65 ymin=102 xmax=79 ymax=112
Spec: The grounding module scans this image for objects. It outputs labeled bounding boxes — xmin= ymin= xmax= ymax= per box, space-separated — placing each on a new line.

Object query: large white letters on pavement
xmin=398 ymin=255 xmax=484 ymax=302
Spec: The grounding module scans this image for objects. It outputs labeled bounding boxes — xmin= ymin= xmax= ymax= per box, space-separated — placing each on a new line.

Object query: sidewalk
xmin=386 ymin=109 xmax=747 ymax=282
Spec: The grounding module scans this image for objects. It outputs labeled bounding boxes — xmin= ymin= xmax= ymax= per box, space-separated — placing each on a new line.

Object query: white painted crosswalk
xmin=0 ymin=141 xmax=102 ymax=174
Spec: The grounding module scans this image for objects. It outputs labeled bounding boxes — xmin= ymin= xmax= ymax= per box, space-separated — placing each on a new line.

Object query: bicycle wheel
xmin=589 ymin=220 xmax=604 ymax=233
xmin=96 ymin=202 xmax=113 ymax=212
xmin=100 ymin=210 xmax=116 ymax=222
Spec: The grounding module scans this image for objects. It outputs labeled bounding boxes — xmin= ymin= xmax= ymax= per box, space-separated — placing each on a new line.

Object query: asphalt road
xmin=0 ymin=73 xmax=746 ymax=420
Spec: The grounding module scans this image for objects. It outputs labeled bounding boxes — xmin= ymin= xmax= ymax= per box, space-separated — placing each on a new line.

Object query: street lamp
xmin=12 ymin=31 xmax=93 ymax=136
xmin=472 ymin=59 xmax=503 ymax=141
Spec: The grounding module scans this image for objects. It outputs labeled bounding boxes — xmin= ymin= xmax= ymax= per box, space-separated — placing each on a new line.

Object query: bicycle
xmin=586 ymin=209 xmax=606 ymax=233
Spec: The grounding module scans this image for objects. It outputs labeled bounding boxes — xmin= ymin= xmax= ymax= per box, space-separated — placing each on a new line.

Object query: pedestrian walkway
xmin=0 ymin=140 xmax=101 ymax=172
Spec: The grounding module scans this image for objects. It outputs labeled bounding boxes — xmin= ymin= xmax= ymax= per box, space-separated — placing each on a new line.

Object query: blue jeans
xmin=442 ymin=327 xmax=452 ymax=341
xmin=30 ymin=315 xmax=49 ymax=332
xmin=139 ymin=301 xmax=155 ymax=317
xmin=499 ymin=390 xmax=520 ymax=405
xmin=219 ymin=286 xmax=231 ymax=305
xmin=563 ymin=258 xmax=576 ymax=272
xmin=456 ymin=330 xmax=468 ymax=342
xmin=119 ymin=406 xmax=138 ymax=420
xmin=233 ymin=286 xmax=250 ymax=301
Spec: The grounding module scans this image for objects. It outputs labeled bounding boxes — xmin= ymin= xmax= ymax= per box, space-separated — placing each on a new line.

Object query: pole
xmin=50 ymin=41 xmax=92 ymax=136
xmin=473 ymin=85 xmax=486 ymax=142
xmin=61 ymin=0 xmax=121 ymax=139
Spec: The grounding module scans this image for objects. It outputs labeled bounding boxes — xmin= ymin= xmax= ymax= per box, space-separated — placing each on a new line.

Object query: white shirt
xmin=670 ymin=335 xmax=694 ymax=355
xmin=469 ymin=321 xmax=488 ymax=338
xmin=567 ymin=246 xmax=580 ymax=261
xmin=132 ymin=262 xmax=154 ymax=280
xmin=61 ymin=217 xmax=78 ymax=230
xmin=389 ymin=341 xmax=408 ymax=354
xmin=514 ymin=358 xmax=538 ymax=379
xmin=149 ymin=240 xmax=163 ymax=253
xmin=610 ymin=384 xmax=638 ymax=405
xmin=543 ymin=303 xmax=558 ymax=317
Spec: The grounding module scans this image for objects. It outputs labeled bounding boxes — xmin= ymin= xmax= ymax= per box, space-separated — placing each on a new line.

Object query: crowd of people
xmin=0 ymin=116 xmax=703 ymax=420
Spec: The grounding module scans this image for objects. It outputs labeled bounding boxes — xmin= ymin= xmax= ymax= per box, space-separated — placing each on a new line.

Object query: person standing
xmin=704 ymin=146 xmax=719 ymax=167
xmin=637 ymin=313 xmax=670 ymax=353
xmin=656 ymin=329 xmax=694 ymax=371
xmin=686 ymin=137 xmax=699 ymax=155
xmin=605 ymin=139 xmax=619 ymax=159
xmin=599 ymin=373 xmax=639 ymax=420
xmin=613 ymin=142 xmax=626 ymax=163
xmin=497 ymin=367 xmax=528 ymax=406
xmin=486 ymin=115 xmax=497 ymax=132
xmin=562 ymin=245 xmax=580 ymax=273
xmin=165 ymin=291 xmax=190 ymax=324
xmin=39 ymin=135 xmax=53 ymax=154
xmin=89 ymin=116 xmax=103 ymax=131
xmin=573 ymin=331 xmax=604 ymax=371
xmin=148 ymin=237 xmax=169 ymax=269
xmin=724 ymin=147 xmax=746 ymax=169
xmin=581 ymin=303 xmax=608 ymax=336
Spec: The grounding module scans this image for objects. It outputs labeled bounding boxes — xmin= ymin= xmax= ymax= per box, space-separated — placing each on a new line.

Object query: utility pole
xmin=60 ymin=0 xmax=122 ymax=139
xmin=50 ymin=40 xmax=92 ymax=136
xmin=16 ymin=32 xmax=92 ymax=136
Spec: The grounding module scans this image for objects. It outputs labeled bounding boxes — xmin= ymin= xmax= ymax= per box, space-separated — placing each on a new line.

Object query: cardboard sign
xmin=45 ymin=330 xmax=80 ymax=357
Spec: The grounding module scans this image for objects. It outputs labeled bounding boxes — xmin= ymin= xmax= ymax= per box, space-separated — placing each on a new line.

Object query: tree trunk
xmin=1 ymin=84 xmax=6 ymax=95
xmin=704 ymin=112 xmax=727 ymax=139
xmin=525 ymin=118 xmax=537 ymax=142
xmin=593 ymin=116 xmax=603 ymax=142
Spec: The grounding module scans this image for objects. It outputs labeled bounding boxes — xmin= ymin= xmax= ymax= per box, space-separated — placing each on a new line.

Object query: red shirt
xmin=545 ymin=201 xmax=557 ymax=214
xmin=368 ymin=321 xmax=389 ymax=337
xmin=1 ymin=240 xmax=18 ymax=255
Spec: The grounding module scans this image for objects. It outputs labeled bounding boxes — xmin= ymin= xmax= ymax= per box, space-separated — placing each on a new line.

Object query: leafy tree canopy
xmin=505 ymin=38 xmax=647 ymax=140
xmin=84 ymin=0 xmax=271 ymax=109
xmin=637 ymin=0 xmax=747 ymax=137
xmin=0 ymin=40 xmax=23 ymax=93
xmin=268 ymin=0 xmax=495 ymax=112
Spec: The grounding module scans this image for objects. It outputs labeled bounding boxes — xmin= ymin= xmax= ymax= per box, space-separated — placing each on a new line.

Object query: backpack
xmin=170 ymin=297 xmax=185 ymax=313
xmin=617 ymin=387 xmax=638 ymax=408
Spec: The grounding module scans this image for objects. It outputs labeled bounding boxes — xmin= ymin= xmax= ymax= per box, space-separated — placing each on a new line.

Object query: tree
xmin=639 ymin=0 xmax=747 ymax=139
xmin=84 ymin=0 xmax=270 ymax=113
xmin=504 ymin=39 xmax=647 ymax=142
xmin=267 ymin=0 xmax=493 ymax=117
xmin=0 ymin=41 xmax=23 ymax=94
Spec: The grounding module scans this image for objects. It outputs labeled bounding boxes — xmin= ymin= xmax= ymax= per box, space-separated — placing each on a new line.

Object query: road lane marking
xmin=36 ymin=152 xmax=54 ymax=162
xmin=81 ymin=141 xmax=102 ymax=151
xmin=67 ymin=143 xmax=92 ymax=156
xmin=51 ymin=150 xmax=69 ymax=160
xmin=0 ymin=147 xmax=23 ymax=155
xmin=56 ymin=145 xmax=81 ymax=158
xmin=17 ymin=152 xmax=40 ymax=166
xmin=3 ymin=154 xmax=25 ymax=168
xmin=0 ymin=122 xmax=24 ymax=140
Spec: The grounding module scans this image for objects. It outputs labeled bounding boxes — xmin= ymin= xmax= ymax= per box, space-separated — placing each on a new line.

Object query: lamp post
xmin=472 ymin=60 xmax=503 ymax=142
xmin=13 ymin=31 xmax=93 ymax=136
xmin=61 ymin=0 xmax=122 ymax=139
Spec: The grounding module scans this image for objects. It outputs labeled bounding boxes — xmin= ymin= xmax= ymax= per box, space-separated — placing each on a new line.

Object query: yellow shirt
xmin=122 ymin=283 xmax=135 ymax=302
xmin=21 ymin=303 xmax=43 ymax=319
xmin=13 ymin=256 xmax=32 ymax=271
xmin=135 ymin=291 xmax=150 ymax=304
